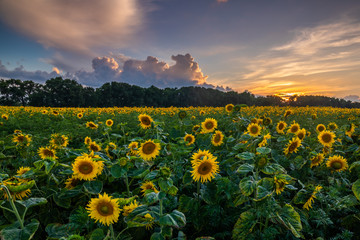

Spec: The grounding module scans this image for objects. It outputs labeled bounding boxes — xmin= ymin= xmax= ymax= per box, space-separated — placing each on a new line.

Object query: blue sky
xmin=0 ymin=0 xmax=360 ymax=100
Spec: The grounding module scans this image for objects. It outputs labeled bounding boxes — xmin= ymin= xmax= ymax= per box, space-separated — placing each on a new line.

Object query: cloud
xmin=0 ymin=60 xmax=60 ymax=81
xmin=239 ymin=19 xmax=360 ymax=97
xmin=344 ymin=95 xmax=360 ymax=102
xmin=0 ymin=0 xmax=143 ymax=56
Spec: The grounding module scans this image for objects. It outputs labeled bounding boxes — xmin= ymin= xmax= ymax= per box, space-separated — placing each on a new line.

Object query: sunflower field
xmin=1 ymin=105 xmax=360 ymax=240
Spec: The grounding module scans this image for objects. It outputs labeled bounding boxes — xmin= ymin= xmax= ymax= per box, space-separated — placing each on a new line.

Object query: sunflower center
xmin=250 ymin=126 xmax=259 ymax=134
xmin=331 ymin=161 xmax=343 ymax=170
xmin=44 ymin=149 xmax=54 ymax=157
xmin=279 ymin=123 xmax=284 ymax=130
xmin=79 ymin=162 xmax=93 ymax=174
xmin=318 ymin=126 xmax=325 ymax=132
xmin=205 ymin=121 xmax=214 ymax=130
xmin=142 ymin=142 xmax=155 ymax=154
xmin=141 ymin=117 xmax=151 ymax=125
xmin=198 ymin=162 xmax=212 ymax=175
xmin=291 ymin=126 xmax=298 ymax=133
xmin=90 ymin=144 xmax=99 ymax=152
xmin=288 ymin=142 xmax=298 ymax=152
xmin=321 ymin=133 xmax=332 ymax=143
xmin=214 ymin=134 xmax=221 ymax=143
xmin=71 ymin=178 xmax=80 ymax=187
xmin=298 ymin=132 xmax=304 ymax=139
xmin=18 ymin=136 xmax=25 ymax=142
xmin=97 ymin=202 xmax=114 ymax=216
xmin=226 ymin=106 xmax=233 ymax=111
xmin=312 ymin=156 xmax=321 ymax=164
xmin=185 ymin=136 xmax=192 ymax=142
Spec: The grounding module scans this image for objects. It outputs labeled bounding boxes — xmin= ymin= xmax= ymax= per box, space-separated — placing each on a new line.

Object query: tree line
xmin=1 ymin=77 xmax=359 ymax=108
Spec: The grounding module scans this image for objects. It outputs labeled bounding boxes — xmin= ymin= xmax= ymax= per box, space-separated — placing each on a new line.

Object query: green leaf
xmin=159 ymin=210 xmax=186 ymax=229
xmin=0 ymin=173 xmax=9 ymax=181
xmin=168 ymin=185 xmax=178 ymax=196
xmin=161 ymin=225 xmax=173 ymax=238
xmin=349 ymin=161 xmax=360 ymax=172
xmin=33 ymin=160 xmax=44 ymax=169
xmin=144 ymin=192 xmax=159 ymax=205
xmin=53 ymin=194 xmax=71 ymax=208
xmin=236 ymin=152 xmax=255 ymax=161
xmin=276 ymin=204 xmax=302 ymax=238
xmin=352 ymin=179 xmax=360 ymax=201
xmin=90 ymin=228 xmax=105 ymax=240
xmin=159 ymin=179 xmax=173 ymax=192
xmin=256 ymin=147 xmax=271 ymax=155
xmin=151 ymin=232 xmax=165 ymax=240
xmin=16 ymin=198 xmax=47 ymax=209
xmin=45 ymin=223 xmax=69 ymax=238
xmin=177 ymin=231 xmax=186 ymax=240
xmin=239 ymin=177 xmax=256 ymax=196
xmin=0 ymin=219 xmax=39 ymax=240
xmin=232 ymin=210 xmax=257 ymax=240
xmin=111 ymin=164 xmax=126 ymax=178
xmin=44 ymin=160 xmax=56 ymax=174
xmin=83 ymin=180 xmax=103 ymax=195
xmin=236 ymin=163 xmax=254 ymax=174
xmin=255 ymin=178 xmax=274 ymax=201
xmin=261 ymin=163 xmax=286 ymax=175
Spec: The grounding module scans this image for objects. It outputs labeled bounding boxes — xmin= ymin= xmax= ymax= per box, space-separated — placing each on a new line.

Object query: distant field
xmin=1 ymin=105 xmax=360 ymax=239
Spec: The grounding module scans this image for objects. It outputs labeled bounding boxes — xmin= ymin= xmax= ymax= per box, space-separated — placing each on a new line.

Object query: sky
xmin=0 ymin=0 xmax=360 ymax=101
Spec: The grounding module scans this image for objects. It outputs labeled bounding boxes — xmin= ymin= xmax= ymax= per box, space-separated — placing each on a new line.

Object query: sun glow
xmin=274 ymin=92 xmax=304 ymax=102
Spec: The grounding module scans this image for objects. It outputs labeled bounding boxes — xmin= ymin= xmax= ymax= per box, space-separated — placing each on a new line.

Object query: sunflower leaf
xmin=83 ymin=181 xmax=103 ymax=195
xmin=16 ymin=197 xmax=47 ymax=209
xmin=239 ymin=177 xmax=256 ymax=196
xmin=352 ymin=179 xmax=360 ymax=201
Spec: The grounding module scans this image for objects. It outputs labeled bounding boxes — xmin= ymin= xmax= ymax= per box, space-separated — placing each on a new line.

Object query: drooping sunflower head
xmin=1 ymin=177 xmax=34 ymax=200
xmin=201 ymin=118 xmax=218 ymax=133
xmin=87 ymin=193 xmax=120 ymax=226
xmin=284 ymin=137 xmax=301 ymax=155
xmin=318 ymin=130 xmax=335 ymax=147
xmin=192 ymin=125 xmax=200 ymax=133
xmin=316 ymin=124 xmax=326 ymax=132
xmin=345 ymin=123 xmax=355 ymax=137
xmin=276 ymin=121 xmax=287 ymax=134
xmin=327 ymin=122 xmax=338 ymax=131
xmin=247 ymin=123 xmax=261 ymax=137
xmin=274 ymin=176 xmax=289 ymax=195
xmin=287 ymin=122 xmax=300 ymax=134
xmin=184 ymin=134 xmax=195 ymax=146
xmin=143 ymin=213 xmax=155 ymax=230
xmin=16 ymin=166 xmax=31 ymax=176
xmin=138 ymin=140 xmax=161 ymax=161
xmin=310 ymin=153 xmax=324 ymax=168
xmin=122 ymin=200 xmax=141 ymax=217
xmin=105 ymin=142 xmax=117 ymax=158
xmin=105 ymin=119 xmax=114 ymax=127
xmin=86 ymin=121 xmax=98 ymax=130
xmin=225 ymin=104 xmax=234 ymax=113
xmin=191 ymin=156 xmax=220 ymax=183
xmin=178 ymin=110 xmax=187 ymax=120
xmin=191 ymin=149 xmax=215 ymax=165
xmin=65 ymin=176 xmax=81 ymax=190
xmin=84 ymin=136 xmax=92 ymax=145
xmin=128 ymin=141 xmax=138 ymax=155
xmin=38 ymin=147 xmax=57 ymax=160
xmin=50 ymin=133 xmax=69 ymax=149
xmin=258 ymin=133 xmax=271 ymax=147
xmin=284 ymin=110 xmax=292 ymax=118
xmin=211 ymin=130 xmax=224 ymax=146
xmin=297 ymin=128 xmax=307 ymax=140
xmin=140 ymin=181 xmax=159 ymax=196
xmin=138 ymin=114 xmax=153 ymax=129
xmin=72 ymin=157 xmax=103 ymax=181
xmin=326 ymin=155 xmax=348 ymax=172
xmin=88 ymin=141 xmax=101 ymax=152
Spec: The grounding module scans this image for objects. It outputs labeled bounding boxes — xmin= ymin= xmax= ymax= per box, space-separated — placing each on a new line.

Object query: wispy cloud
xmin=0 ymin=0 xmax=143 ymax=56
xmin=240 ymin=19 xmax=360 ymax=97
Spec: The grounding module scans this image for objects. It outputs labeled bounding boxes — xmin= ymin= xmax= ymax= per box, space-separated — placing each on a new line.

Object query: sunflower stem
xmin=1 ymin=184 xmax=25 ymax=229
xmin=159 ymin=199 xmax=163 ymax=216
xmin=125 ymin=173 xmax=130 ymax=196
xmin=197 ymin=181 xmax=201 ymax=217
xmin=110 ymin=224 xmax=115 ymax=240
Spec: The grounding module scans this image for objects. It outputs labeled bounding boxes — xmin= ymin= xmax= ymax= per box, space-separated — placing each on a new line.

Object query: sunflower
xmin=178 ymin=110 xmax=187 ymax=120
xmin=38 ymin=146 xmax=57 ymax=159
xmin=192 ymin=125 xmax=200 ymax=133
xmin=274 ymin=176 xmax=289 ymax=195
xmin=311 ymin=114 xmax=317 ymax=120
xmin=42 ymin=110 xmax=48 ymax=114
xmin=77 ymin=113 xmax=83 ymax=119
xmin=310 ymin=153 xmax=324 ymax=168
xmin=65 ymin=176 xmax=81 ymax=189
xmin=318 ymin=130 xmax=335 ymax=147
xmin=88 ymin=141 xmax=101 ymax=152
xmin=72 ymin=156 xmax=104 ymax=181
xmin=258 ymin=133 xmax=271 ymax=147
xmin=326 ymin=155 xmax=348 ymax=172
xmin=84 ymin=136 xmax=92 ymax=145
xmin=1 ymin=114 xmax=8 ymax=120
xmin=105 ymin=142 xmax=117 ymax=159
xmin=276 ymin=121 xmax=287 ymax=134
xmin=303 ymin=185 xmax=322 ymax=210
xmin=16 ymin=166 xmax=31 ymax=176
xmin=247 ymin=123 xmax=261 ymax=137
xmin=49 ymin=133 xmax=69 ymax=149
xmin=138 ymin=114 xmax=153 ymax=129
xmin=184 ymin=134 xmax=195 ymax=146
xmin=211 ymin=130 xmax=224 ymax=146
xmin=1 ymin=178 xmax=34 ymax=200
xmin=87 ymin=193 xmax=121 ymax=226
xmin=12 ymin=134 xmax=32 ymax=147
xmin=327 ymin=122 xmax=338 ymax=131
xmin=263 ymin=117 xmax=272 ymax=126
xmin=128 ymin=141 xmax=139 ymax=155
xmin=191 ymin=149 xmax=215 ymax=165
xmin=296 ymin=128 xmax=306 ymax=140
xmin=284 ymin=137 xmax=301 ymax=155
xmin=316 ymin=124 xmax=326 ymax=132
xmin=140 ymin=181 xmax=159 ymax=196
xmin=287 ymin=122 xmax=300 ymax=134
xmin=143 ymin=213 xmax=155 ymax=230
xmin=191 ymin=156 xmax=219 ymax=183
xmin=106 ymin=119 xmax=113 ymax=127
xmin=138 ymin=140 xmax=161 ymax=161
xmin=201 ymin=118 xmax=218 ymax=133
xmin=345 ymin=123 xmax=355 ymax=137
xmin=225 ymin=104 xmax=234 ymax=113
xmin=123 ymin=200 xmax=141 ymax=217
xmin=86 ymin=121 xmax=98 ymax=130
xmin=284 ymin=110 xmax=292 ymax=118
